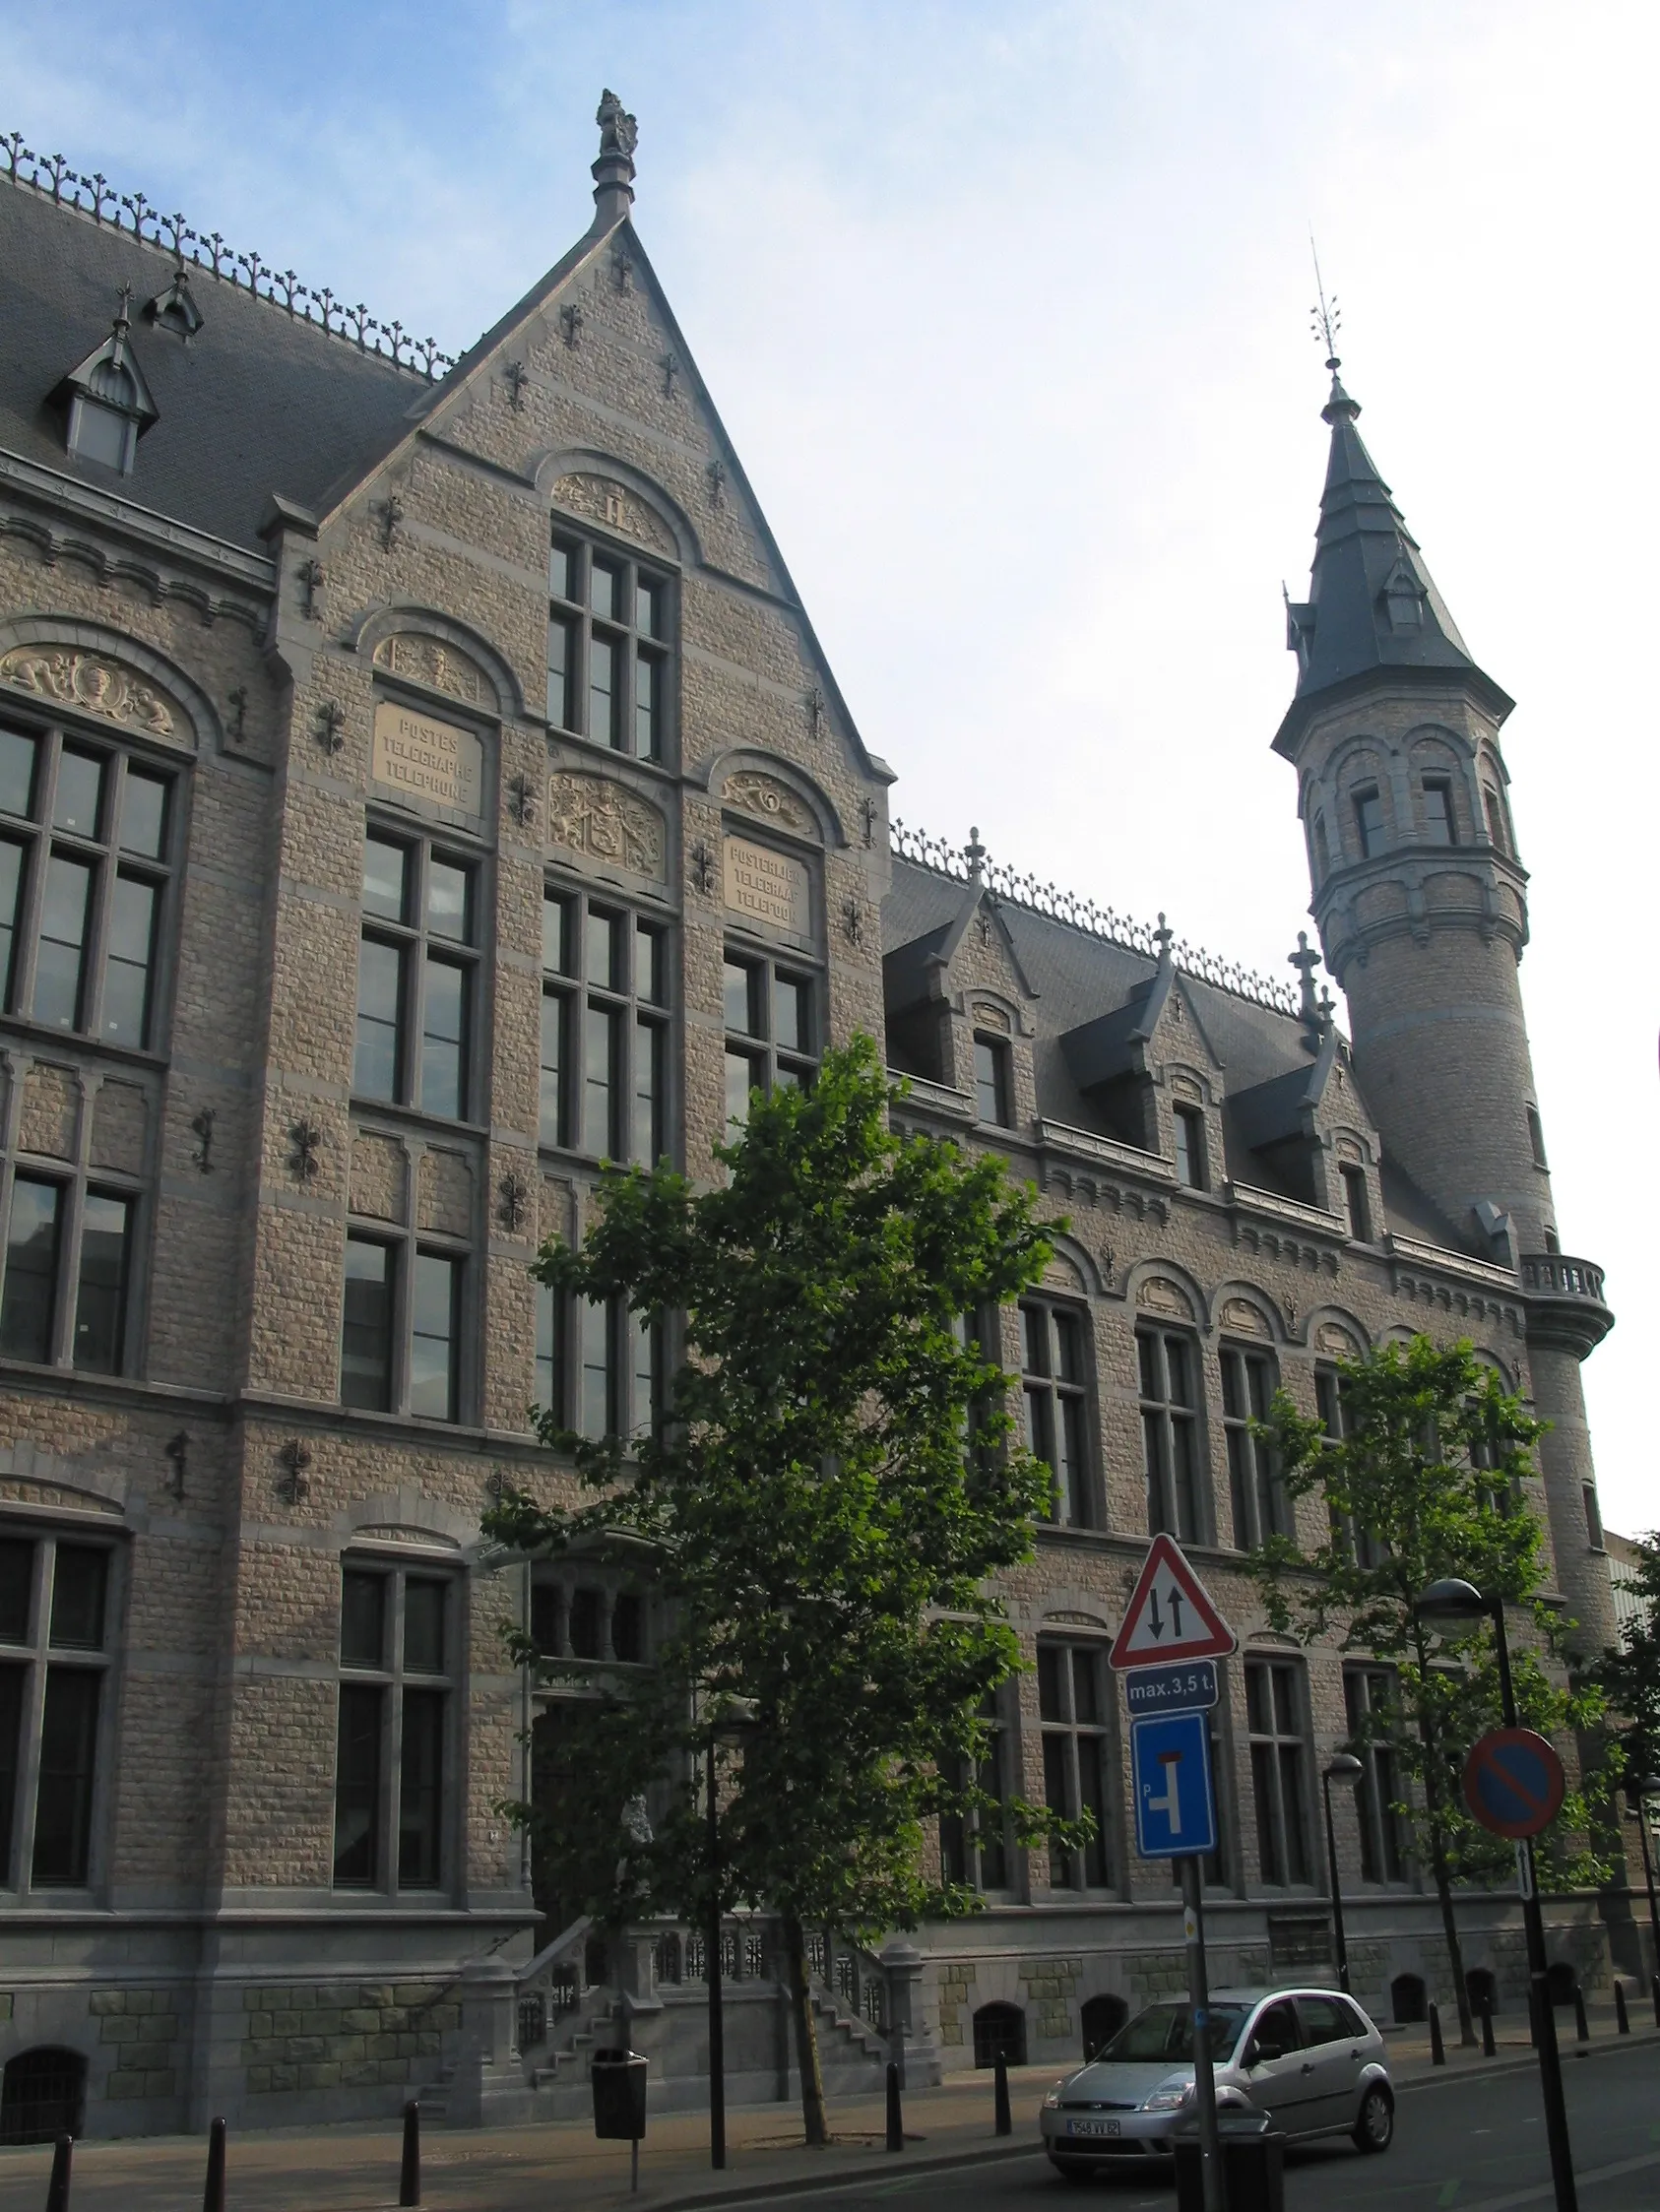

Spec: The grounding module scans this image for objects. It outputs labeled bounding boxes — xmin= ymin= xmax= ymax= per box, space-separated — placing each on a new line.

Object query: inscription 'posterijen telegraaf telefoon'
xmin=724 ymin=836 xmax=809 ymax=935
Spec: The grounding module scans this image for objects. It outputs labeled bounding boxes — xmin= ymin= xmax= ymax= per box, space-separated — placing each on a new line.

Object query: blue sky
xmin=5 ymin=0 xmax=1655 ymax=1532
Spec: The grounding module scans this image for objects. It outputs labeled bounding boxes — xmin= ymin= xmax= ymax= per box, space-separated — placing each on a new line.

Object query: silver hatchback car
xmin=1041 ymin=1986 xmax=1394 ymax=2176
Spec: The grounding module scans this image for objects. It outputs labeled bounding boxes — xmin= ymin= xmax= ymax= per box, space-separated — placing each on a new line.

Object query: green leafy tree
xmin=1589 ymin=1534 xmax=1660 ymax=1787
xmin=1250 ymin=1336 xmax=1616 ymax=2048
xmin=483 ymin=1036 xmax=1075 ymax=2144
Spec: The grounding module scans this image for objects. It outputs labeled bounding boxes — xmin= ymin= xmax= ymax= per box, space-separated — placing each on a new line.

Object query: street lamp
xmin=1321 ymin=1753 xmax=1363 ymax=1993
xmin=1626 ymin=1774 xmax=1660 ymax=1984
xmin=1415 ymin=1578 xmax=1578 ymax=2212
xmin=703 ymin=1697 xmax=759 ymax=2172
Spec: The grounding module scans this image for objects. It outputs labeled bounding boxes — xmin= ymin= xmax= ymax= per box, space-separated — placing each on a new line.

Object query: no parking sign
xmin=1462 ymin=1727 xmax=1566 ymax=1840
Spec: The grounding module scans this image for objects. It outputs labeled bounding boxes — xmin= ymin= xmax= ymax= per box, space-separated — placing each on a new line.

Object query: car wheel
xmin=1049 ymin=2157 xmax=1096 ymax=2183
xmin=1353 ymin=2084 xmax=1394 ymax=2154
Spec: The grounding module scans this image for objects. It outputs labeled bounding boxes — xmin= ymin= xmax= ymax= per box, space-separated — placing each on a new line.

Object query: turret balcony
xmin=1519 ymin=1252 xmax=1614 ymax=1359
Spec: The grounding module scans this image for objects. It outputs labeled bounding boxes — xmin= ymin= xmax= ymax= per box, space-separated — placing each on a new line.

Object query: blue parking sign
xmin=1131 ymin=1711 xmax=1216 ymax=1859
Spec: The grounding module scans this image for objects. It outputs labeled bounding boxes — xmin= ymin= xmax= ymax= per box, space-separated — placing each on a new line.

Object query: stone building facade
xmin=0 ymin=101 xmax=1633 ymax=2139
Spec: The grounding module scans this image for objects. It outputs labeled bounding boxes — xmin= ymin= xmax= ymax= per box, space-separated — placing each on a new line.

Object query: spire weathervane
xmin=1309 ymin=235 xmax=1340 ymax=370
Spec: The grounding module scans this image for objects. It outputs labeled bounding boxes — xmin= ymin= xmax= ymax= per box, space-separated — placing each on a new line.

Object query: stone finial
xmin=1153 ymin=913 xmax=1175 ymax=967
xmin=1289 ymin=930 xmax=1322 ymax=1024
xmin=965 ymin=827 xmax=986 ymax=884
xmin=593 ymin=89 xmax=638 ymax=229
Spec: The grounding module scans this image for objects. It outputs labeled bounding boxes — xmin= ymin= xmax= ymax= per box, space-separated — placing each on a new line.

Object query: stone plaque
xmin=724 ymin=835 xmax=809 ymax=937
xmin=371 ymin=700 xmax=483 ymax=818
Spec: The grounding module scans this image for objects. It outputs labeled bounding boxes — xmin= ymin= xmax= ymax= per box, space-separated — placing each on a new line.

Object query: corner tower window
xmin=1421 ymin=778 xmax=1456 ymax=845
xmin=1526 ymin=1106 xmax=1549 ymax=1169
xmin=1353 ymin=787 xmax=1385 ymax=859
xmin=548 ymin=531 xmax=671 ymax=762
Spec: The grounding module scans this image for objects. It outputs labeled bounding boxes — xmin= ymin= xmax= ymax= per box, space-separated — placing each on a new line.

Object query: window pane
xmin=420 ymin=955 xmax=469 ymax=1118
xmin=341 ymin=1571 xmax=386 ymax=1668
xmin=72 ymin=399 xmax=130 ymax=470
xmin=974 ymin=1038 xmax=1006 ymax=1124
xmin=1057 ymin=1395 xmax=1087 ymax=1524
xmin=426 ymin=858 xmax=472 ymax=943
xmin=1 ymin=1176 xmax=62 ymax=1362
xmin=53 ymin=749 xmax=103 ymax=838
xmin=0 ymin=837 xmax=23 ymax=1007
xmin=611 ymin=1592 xmax=644 ymax=1664
xmin=0 ymin=1540 xmax=32 ymax=1643
xmin=333 ymin=1681 xmax=383 ymax=1886
xmin=725 ymin=1048 xmax=755 ymax=1131
xmin=587 ymin=910 xmax=623 ymax=990
xmin=72 ymin=1191 xmax=130 ymax=1375
xmin=569 ymin=1587 xmax=604 ymax=1659
xmin=586 ymin=1003 xmax=619 ymax=1153
xmin=633 ymin=1016 xmax=664 ymax=1165
xmin=399 ymin=1687 xmax=445 ymax=1887
xmin=636 ymin=921 xmax=665 ymax=1005
xmin=589 ymin=633 xmax=618 ymax=745
xmin=0 ymin=727 xmax=37 ymax=818
xmin=0 ymin=1661 xmax=23 ymax=1885
xmin=354 ymin=937 xmax=405 ymax=1100
xmin=1423 ymin=782 xmax=1454 ymax=845
xmin=634 ymin=649 xmax=660 ymax=760
xmin=1279 ymin=1745 xmax=1309 ymax=1881
xmin=774 ymin=975 xmax=810 ymax=1055
xmin=543 ymin=893 xmax=571 ymax=975
xmin=1037 ymin=1644 xmax=1066 ymax=1723
xmin=120 ymin=771 xmax=168 ymax=858
xmin=341 ymin=1238 xmax=394 ymax=1411
xmin=1250 ymin=1739 xmax=1282 ymax=1884
xmin=540 ymin=989 xmax=568 ymax=1146
xmin=1072 ymin=1648 xmax=1100 ymax=1725
xmin=546 ymin=613 xmax=574 ymax=728
xmin=580 ymin=1298 xmax=611 ymax=1438
xmin=1077 ymin=1733 xmax=1110 ymax=1885
xmin=50 ymin=1547 xmax=108 ymax=1649
xmin=549 ymin=537 xmax=576 ymax=602
xmin=102 ymin=873 xmax=158 ymax=1045
xmin=362 ymin=836 xmax=408 ymax=922
xmin=33 ymin=853 xmax=93 ymax=1029
xmin=1043 ymin=1733 xmax=1074 ymax=1886
xmin=636 ymin=575 xmax=665 ymax=640
xmin=410 ymin=1252 xmax=460 ymax=1422
xmin=1166 ymin=1337 xmax=1193 ymax=1407
xmin=591 ymin=561 xmax=618 ymax=622
xmin=631 ymin=1307 xmax=658 ymax=1438
xmin=1053 ymin=1311 xmax=1083 ymax=1384
xmin=1171 ymin=1417 xmax=1199 ymax=1541
xmin=724 ymin=959 xmax=759 ymax=1036
xmin=32 ymin=1669 xmax=100 ymax=1884
xmin=1020 ymin=1304 xmax=1048 ymax=1376
xmin=403 ymin=1579 xmax=446 ymax=1674
xmin=534 ymin=1282 xmax=561 ymax=1419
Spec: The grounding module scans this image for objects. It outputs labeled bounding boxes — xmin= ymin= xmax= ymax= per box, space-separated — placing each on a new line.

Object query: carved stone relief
xmin=372 ymin=633 xmax=497 ymax=712
xmin=90 ymin=1080 xmax=148 ymax=1175
xmin=973 ymin=1003 xmax=1012 ymax=1035
xmin=723 ymin=770 xmax=813 ymax=837
xmin=1221 ymin=1296 xmax=1272 ymax=1339
xmin=0 ymin=649 xmax=178 ymax=738
xmin=1136 ymin=1277 xmax=1195 ymax=1322
xmin=1043 ymin=1253 xmax=1088 ymax=1295
xmin=547 ymin=773 xmax=667 ymax=881
xmin=19 ymin=1063 xmax=78 ymax=1159
xmin=1170 ymin=1074 xmax=1204 ymax=1103
xmin=1316 ymin=1322 xmax=1363 ymax=1359
xmin=1044 ymin=1609 xmax=1107 ymax=1628
xmin=550 ymin=473 xmax=674 ymax=556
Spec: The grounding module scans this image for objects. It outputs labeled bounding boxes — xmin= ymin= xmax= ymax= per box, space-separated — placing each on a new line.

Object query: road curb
xmin=646 ymin=2136 xmax=1037 ymax=2212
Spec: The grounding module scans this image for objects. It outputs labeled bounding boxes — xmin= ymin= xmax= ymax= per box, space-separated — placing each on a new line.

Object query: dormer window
xmin=973 ymin=1034 xmax=1012 ymax=1127
xmin=1340 ymin=1164 xmax=1371 ymax=1241
xmin=1172 ymin=1104 xmax=1206 ymax=1190
xmin=54 ymin=292 xmax=160 ymax=480
xmin=1353 ymin=786 xmax=1385 ymax=859
xmin=1421 ymin=778 xmax=1456 ymax=846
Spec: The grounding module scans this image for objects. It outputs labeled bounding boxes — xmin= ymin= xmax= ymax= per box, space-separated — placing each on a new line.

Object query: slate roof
xmin=0 ymin=174 xmax=433 ymax=553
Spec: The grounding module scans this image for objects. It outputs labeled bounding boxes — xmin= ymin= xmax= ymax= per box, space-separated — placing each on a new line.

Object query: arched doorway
xmin=0 ymin=2050 xmax=86 ymax=2145
xmin=1546 ymin=1962 xmax=1577 ymax=2007
xmin=1081 ymin=1992 xmax=1128 ymax=2060
xmin=1390 ymin=1974 xmax=1427 ymax=2025
xmin=972 ymin=2001 xmax=1027 ymax=2068
xmin=1466 ymin=1967 xmax=1498 ymax=2016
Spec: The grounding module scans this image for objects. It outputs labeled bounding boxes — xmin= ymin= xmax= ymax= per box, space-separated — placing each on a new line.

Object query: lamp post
xmin=1628 ymin=1775 xmax=1660 ymax=1981
xmin=703 ymin=1698 xmax=759 ymax=2172
xmin=1321 ymin=1753 xmax=1363 ymax=1993
xmin=1416 ymin=1578 xmax=1576 ymax=2212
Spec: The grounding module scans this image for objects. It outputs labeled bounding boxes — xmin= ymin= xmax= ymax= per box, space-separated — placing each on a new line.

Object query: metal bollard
xmin=1652 ymin=1972 xmax=1659 ymax=2029
xmin=1616 ymin=1980 xmax=1630 ymax=2035
xmin=1429 ymin=2001 xmax=1444 ymax=2066
xmin=202 ymin=2117 xmax=226 ymax=2212
xmin=993 ymin=2052 xmax=1011 ymax=2136
xmin=885 ymin=2059 xmax=904 ymax=2153
xmin=44 ymin=2133 xmax=72 ymax=2212
xmin=400 ymin=2099 xmax=421 ymax=2206
xmin=1573 ymin=1987 xmax=1590 ymax=2045
xmin=1480 ymin=1998 xmax=1496 ymax=2059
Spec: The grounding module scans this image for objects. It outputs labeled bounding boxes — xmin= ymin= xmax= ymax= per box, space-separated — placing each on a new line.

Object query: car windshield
xmin=1098 ymin=2002 xmax=1251 ymax=2064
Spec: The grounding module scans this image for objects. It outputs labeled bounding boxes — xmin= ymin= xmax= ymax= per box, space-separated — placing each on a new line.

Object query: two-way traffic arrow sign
xmin=1108 ymin=1532 xmax=1236 ymax=1672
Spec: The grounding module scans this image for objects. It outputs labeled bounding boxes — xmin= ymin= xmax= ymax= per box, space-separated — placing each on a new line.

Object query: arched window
xmin=1311 ymin=812 xmax=1330 ymax=878
xmin=1482 ymin=783 xmax=1511 ymax=855
xmin=1390 ymin=1974 xmax=1426 ymax=2025
xmin=0 ymin=2049 xmax=86 ymax=2145
xmin=972 ymin=2001 xmax=1027 ymax=2068
xmin=1080 ymin=1992 xmax=1128 ymax=2060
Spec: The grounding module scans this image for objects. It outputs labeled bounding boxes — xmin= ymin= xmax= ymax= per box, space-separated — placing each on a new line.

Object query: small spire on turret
xmin=965 ymin=826 xmax=986 ymax=884
xmin=592 ymin=89 xmax=638 ymax=230
xmin=1153 ymin=913 xmax=1175 ymax=970
xmin=1309 ymin=240 xmax=1360 ymax=423
xmin=1289 ymin=930 xmax=1322 ymax=1025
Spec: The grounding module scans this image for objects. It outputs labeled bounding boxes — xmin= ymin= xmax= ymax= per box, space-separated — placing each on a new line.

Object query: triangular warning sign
xmin=1108 ymin=1533 xmax=1237 ymax=1671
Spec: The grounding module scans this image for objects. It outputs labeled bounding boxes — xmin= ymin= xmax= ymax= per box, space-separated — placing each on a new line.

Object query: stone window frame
xmin=1018 ymin=1294 xmax=1097 ymax=1529
xmin=339 ymin=1211 xmax=474 ymax=1427
xmin=353 ymin=812 xmax=488 ymax=1129
xmin=1342 ymin=1664 xmax=1410 ymax=1889
xmin=0 ymin=1516 xmax=123 ymax=1904
xmin=1220 ymin=1342 xmax=1288 ymax=1551
xmin=0 ymin=711 xmax=181 ymax=1057
xmin=722 ymin=943 xmax=820 ymax=1130
xmin=972 ymin=1032 xmax=1013 ymax=1128
xmin=540 ymin=876 xmax=673 ymax=1168
xmin=1244 ymin=1653 xmax=1315 ymax=1891
xmin=1035 ymin=1635 xmax=1116 ymax=1894
xmin=331 ymin=1553 xmax=461 ymax=1897
xmin=546 ymin=525 xmax=675 ymax=768
xmin=0 ymin=1070 xmax=147 ymax=1380
xmin=1136 ymin=1322 xmax=1208 ymax=1545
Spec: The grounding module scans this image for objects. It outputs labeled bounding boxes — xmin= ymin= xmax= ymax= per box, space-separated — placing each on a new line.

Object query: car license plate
xmin=1066 ymin=2118 xmax=1120 ymax=2137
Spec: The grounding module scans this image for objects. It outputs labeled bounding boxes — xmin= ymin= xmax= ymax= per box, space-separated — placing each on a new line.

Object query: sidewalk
xmin=0 ymin=2010 xmax=1651 ymax=2212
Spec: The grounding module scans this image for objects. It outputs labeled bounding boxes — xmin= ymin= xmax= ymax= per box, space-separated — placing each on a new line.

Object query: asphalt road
xmin=739 ymin=2040 xmax=1660 ymax=2212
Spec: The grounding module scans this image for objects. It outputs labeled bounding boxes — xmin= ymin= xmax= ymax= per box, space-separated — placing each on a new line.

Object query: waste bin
xmin=591 ymin=2047 xmax=648 ymax=2140
xmin=1173 ymin=2110 xmax=1285 ymax=2212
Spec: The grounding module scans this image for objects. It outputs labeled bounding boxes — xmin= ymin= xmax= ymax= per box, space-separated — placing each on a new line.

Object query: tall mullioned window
xmin=333 ymin=1563 xmax=455 ymax=1891
xmin=0 ymin=1172 xmax=135 ymax=1376
xmin=534 ymin=1281 xmax=662 ymax=1450
xmin=1038 ymin=1642 xmax=1113 ymax=1890
xmin=1138 ymin=1325 xmax=1202 ymax=1542
xmin=937 ymin=1689 xmax=1011 ymax=1894
xmin=340 ymin=1235 xmax=465 ymax=1423
xmin=541 ymin=889 xmax=670 ymax=1163
xmin=1019 ymin=1297 xmax=1092 ymax=1526
xmin=1353 ymin=786 xmax=1385 ymax=859
xmin=0 ymin=720 xmax=173 ymax=1046
xmin=353 ymin=831 xmax=480 ymax=1121
xmin=1245 ymin=1657 xmax=1311 ymax=1887
xmin=547 ymin=531 xmax=671 ymax=762
xmin=0 ymin=1534 xmax=114 ymax=1892
xmin=723 ymin=952 xmax=817 ymax=1129
xmin=1343 ymin=1667 xmax=1406 ymax=1884
xmin=1221 ymin=1346 xmax=1287 ymax=1550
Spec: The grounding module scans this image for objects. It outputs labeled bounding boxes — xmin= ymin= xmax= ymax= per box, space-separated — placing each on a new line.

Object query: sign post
xmin=1112 ymin=1535 xmax=1237 ymax=2212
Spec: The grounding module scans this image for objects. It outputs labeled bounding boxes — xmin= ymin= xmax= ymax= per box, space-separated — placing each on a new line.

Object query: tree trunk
xmin=784 ymin=1913 xmax=829 ymax=2148
xmin=1428 ymin=1835 xmax=1477 ymax=2047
